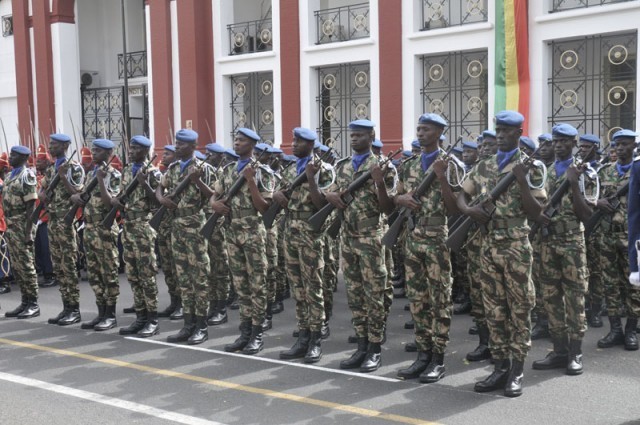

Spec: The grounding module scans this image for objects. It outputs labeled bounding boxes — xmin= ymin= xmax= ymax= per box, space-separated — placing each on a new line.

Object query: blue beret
xmin=225 ymin=148 xmax=239 ymax=159
xmin=313 ymin=140 xmax=322 ymax=149
xmin=164 ymin=145 xmax=176 ymax=152
xmin=482 ymin=130 xmax=496 ymax=139
xmin=452 ymin=147 xmax=463 ymax=154
xmin=318 ymin=144 xmax=330 ymax=153
xmin=194 ymin=151 xmax=207 ymax=160
xmin=612 ymin=129 xmax=638 ymax=140
xmin=131 ymin=135 xmax=151 ymax=148
xmin=92 ymin=138 xmax=115 ymax=149
xmin=402 ymin=150 xmax=413 ymax=158
xmin=463 ymin=141 xmax=478 ymax=150
xmin=372 ymin=139 xmax=383 ymax=148
xmin=494 ymin=110 xmax=525 ymax=127
xmin=236 ymin=127 xmax=260 ymax=142
xmin=205 ymin=143 xmax=226 ymax=154
xmin=268 ymin=146 xmax=283 ymax=154
xmin=411 ymin=140 xmax=420 ymax=149
xmin=282 ymin=154 xmax=297 ymax=163
xmin=538 ymin=133 xmax=552 ymax=142
xmin=175 ymin=129 xmax=198 ymax=143
xmin=50 ymin=133 xmax=71 ymax=143
xmin=579 ymin=134 xmax=600 ymax=145
xmin=418 ymin=113 xmax=447 ymax=128
xmin=391 ymin=159 xmax=401 ymax=167
xmin=519 ymin=136 xmax=538 ymax=150
xmin=11 ymin=145 xmax=31 ymax=155
xmin=293 ymin=127 xmax=317 ymax=142
xmin=255 ymin=143 xmax=271 ymax=152
xmin=348 ymin=119 xmax=376 ymax=130
xmin=552 ymin=123 xmax=578 ymax=138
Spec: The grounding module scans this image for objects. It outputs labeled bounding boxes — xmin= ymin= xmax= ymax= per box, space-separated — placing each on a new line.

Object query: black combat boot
xmin=359 ymin=342 xmax=382 ymax=373
xmin=58 ymin=304 xmax=81 ymax=326
xmin=347 ymin=334 xmax=358 ymax=343
xmin=474 ymin=358 xmax=512 ymax=393
xmin=5 ymin=296 xmax=27 ymax=318
xmin=188 ymin=316 xmax=208 ymax=345
xmin=588 ymin=299 xmax=603 ymax=328
xmin=94 ymin=304 xmax=117 ymax=331
xmin=280 ymin=329 xmax=310 ymax=360
xmin=48 ymin=302 xmax=68 ymax=325
xmin=119 ymin=310 xmax=147 ymax=335
xmin=304 ymin=331 xmax=323 ymax=364
xmin=225 ymin=321 xmax=252 ymax=352
xmin=466 ymin=324 xmax=491 ymax=362
xmin=138 ymin=311 xmax=159 ymax=338
xmin=206 ymin=300 xmax=217 ymax=322
xmin=566 ymin=339 xmax=583 ymax=375
xmin=167 ymin=314 xmax=195 ymax=343
xmin=404 ymin=341 xmax=417 ymax=352
xmin=397 ymin=351 xmax=431 ymax=379
xmin=81 ymin=304 xmax=106 ymax=329
xmin=17 ymin=297 xmax=40 ymax=319
xmin=158 ymin=295 xmax=178 ymax=318
xmin=531 ymin=314 xmax=550 ymax=340
xmin=624 ymin=317 xmax=639 ymax=351
xmin=597 ymin=316 xmax=625 ymax=348
xmin=207 ymin=300 xmax=228 ymax=326
xmin=340 ymin=337 xmax=368 ymax=369
xmin=320 ymin=320 xmax=330 ymax=340
xmin=404 ymin=319 xmax=414 ymax=330
xmin=169 ymin=297 xmax=184 ymax=320
xmin=453 ymin=293 xmax=472 ymax=315
xmin=261 ymin=308 xmax=273 ymax=332
xmin=242 ymin=325 xmax=264 ymax=355
xmin=270 ymin=293 xmax=284 ymax=314
xmin=532 ymin=335 xmax=569 ymax=370
xmin=419 ymin=352 xmax=445 ymax=383
xmin=123 ymin=304 xmax=135 ymax=314
xmin=504 ymin=359 xmax=525 ymax=397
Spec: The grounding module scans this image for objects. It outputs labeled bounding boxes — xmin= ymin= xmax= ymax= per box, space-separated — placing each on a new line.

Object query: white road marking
xmin=0 ymin=371 xmax=227 ymax=425
xmin=125 ymin=337 xmax=400 ymax=383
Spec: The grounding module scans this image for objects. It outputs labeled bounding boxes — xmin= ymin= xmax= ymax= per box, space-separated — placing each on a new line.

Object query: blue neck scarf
xmin=496 ymin=148 xmax=519 ymax=172
xmin=554 ymin=157 xmax=573 ymax=177
xmin=616 ymin=162 xmax=632 ymax=178
xmin=351 ymin=152 xmax=371 ymax=172
xmin=132 ymin=162 xmax=143 ymax=177
xmin=55 ymin=157 xmax=66 ymax=170
xmin=92 ymin=165 xmax=99 ymax=176
xmin=237 ymin=158 xmax=251 ymax=173
xmin=296 ymin=156 xmax=312 ymax=176
xmin=179 ymin=158 xmax=192 ymax=174
xmin=421 ymin=149 xmax=439 ymax=172
xmin=10 ymin=166 xmax=23 ymax=180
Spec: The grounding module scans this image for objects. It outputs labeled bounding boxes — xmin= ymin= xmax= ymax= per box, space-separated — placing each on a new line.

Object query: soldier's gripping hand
xmin=433 ymin=158 xmax=448 ymax=181
xmin=136 ymin=170 xmax=147 ymax=184
xmin=38 ymin=190 xmax=50 ymax=204
xmin=188 ymin=167 xmax=203 ymax=183
xmin=70 ymin=193 xmax=87 ymax=207
xmin=305 ymin=161 xmax=321 ymax=179
xmin=273 ymin=191 xmax=289 ymax=209
xmin=242 ymin=166 xmax=257 ymax=183
xmin=464 ymin=203 xmax=491 ymax=224
xmin=96 ymin=168 xmax=108 ymax=180
xmin=324 ymin=191 xmax=347 ymax=210
xmin=210 ymin=197 xmax=231 ymax=216
xmin=157 ymin=195 xmax=178 ymax=210
xmin=111 ymin=197 xmax=125 ymax=210
xmin=536 ymin=211 xmax=551 ymax=227
xmin=395 ymin=193 xmax=420 ymax=211
xmin=512 ymin=163 xmax=529 ymax=185
xmin=596 ymin=197 xmax=616 ymax=213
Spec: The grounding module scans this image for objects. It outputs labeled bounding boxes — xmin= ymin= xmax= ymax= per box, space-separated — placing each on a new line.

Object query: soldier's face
xmin=539 ymin=140 xmax=554 ymax=162
xmin=161 ymin=150 xmax=176 ymax=166
xmin=233 ymin=134 xmax=254 ymax=157
xmin=49 ymin=141 xmax=68 ymax=158
xmin=495 ymin=125 xmax=522 ymax=151
xmin=519 ymin=144 xmax=534 ymax=157
xmin=350 ymin=130 xmax=372 ymax=154
xmin=207 ymin=153 xmax=224 ymax=167
xmin=36 ymin=158 xmax=50 ymax=172
xmin=615 ymin=138 xmax=636 ymax=162
xmin=9 ymin=152 xmax=28 ymax=168
xmin=175 ymin=140 xmax=195 ymax=161
xmin=462 ymin=147 xmax=478 ymax=165
xmin=91 ymin=146 xmax=111 ymax=164
xmin=480 ymin=137 xmax=497 ymax=157
xmin=577 ymin=141 xmax=596 ymax=162
xmin=416 ymin=123 xmax=442 ymax=149
xmin=292 ymin=137 xmax=313 ymax=158
xmin=552 ymin=136 xmax=575 ymax=161
xmin=130 ymin=144 xmax=148 ymax=163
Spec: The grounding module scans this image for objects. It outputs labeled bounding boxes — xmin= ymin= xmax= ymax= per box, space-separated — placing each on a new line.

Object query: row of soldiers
xmin=1 ymin=111 xmax=639 ymax=399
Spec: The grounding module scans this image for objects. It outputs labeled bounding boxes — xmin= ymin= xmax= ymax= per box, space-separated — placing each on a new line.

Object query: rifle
xmin=199 ymin=151 xmax=268 ymax=239
xmin=63 ymin=156 xmax=116 ymax=225
xmin=583 ymin=180 xmax=629 ymax=239
xmin=30 ymin=150 xmax=77 ymax=224
xmin=149 ymin=153 xmax=212 ymax=231
xmin=308 ymin=148 xmax=403 ymax=234
xmin=101 ymin=154 xmax=158 ymax=229
xmin=262 ymin=148 xmax=333 ymax=229
xmin=446 ymin=147 xmax=541 ymax=252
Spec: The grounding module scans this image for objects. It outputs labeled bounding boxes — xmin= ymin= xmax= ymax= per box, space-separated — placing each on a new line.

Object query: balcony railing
xmin=118 ymin=50 xmax=147 ymax=79
xmin=228 ymin=18 xmax=273 ymax=55
xmin=421 ymin=0 xmax=487 ymax=31
xmin=551 ymin=0 xmax=635 ymax=12
xmin=315 ymin=3 xmax=370 ymax=45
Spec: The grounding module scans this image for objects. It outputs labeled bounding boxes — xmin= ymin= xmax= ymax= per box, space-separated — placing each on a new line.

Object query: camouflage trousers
xmin=586 ymin=231 xmax=604 ymax=304
xmin=322 ymin=234 xmax=338 ymax=320
xmin=466 ymin=233 xmax=486 ymax=326
xmin=384 ymin=244 xmax=394 ymax=319
xmin=171 ymin=216 xmax=210 ymax=317
xmin=48 ymin=217 xmax=80 ymax=305
xmin=341 ymin=233 xmax=387 ymax=344
xmin=157 ymin=218 xmax=177 ymax=296
xmin=599 ymin=230 xmax=640 ymax=318
xmin=4 ymin=218 xmax=37 ymax=299
xmin=276 ymin=215 xmax=288 ymax=297
xmin=285 ymin=226 xmax=326 ymax=331
xmin=266 ymin=226 xmax=278 ymax=304
xmin=480 ymin=236 xmax=535 ymax=362
xmin=540 ymin=232 xmax=588 ymax=340
xmin=123 ymin=219 xmax=158 ymax=313
xmin=207 ymin=226 xmax=231 ymax=302
xmin=531 ymin=236 xmax=545 ymax=316
xmin=226 ymin=222 xmax=268 ymax=326
xmin=84 ymin=221 xmax=119 ymax=306
xmin=451 ymin=248 xmax=469 ymax=299
xmin=404 ymin=231 xmax=452 ymax=354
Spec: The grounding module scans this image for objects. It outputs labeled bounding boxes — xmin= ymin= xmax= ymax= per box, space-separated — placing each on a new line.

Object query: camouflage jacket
xmin=161 ymin=157 xmax=213 ymax=219
xmin=544 ymin=159 xmax=587 ymax=232
xmin=84 ymin=164 xmax=121 ymax=219
xmin=40 ymin=158 xmax=84 ymax=215
xmin=2 ymin=166 xmax=38 ymax=220
xmin=120 ymin=161 xmax=161 ymax=217
xmin=597 ymin=161 xmax=630 ymax=228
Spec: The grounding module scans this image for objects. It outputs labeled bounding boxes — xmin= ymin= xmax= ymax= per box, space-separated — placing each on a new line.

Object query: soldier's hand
xmin=596 ymin=198 xmax=615 ymax=213
xmin=58 ymin=162 xmax=69 ymax=176
xmin=136 ymin=170 xmax=147 ymax=184
xmin=96 ymin=168 xmax=107 ymax=180
xmin=70 ymin=193 xmax=87 ymax=207
xmin=158 ymin=196 xmax=178 ymax=210
xmin=111 ymin=197 xmax=125 ymax=210
xmin=566 ymin=165 xmax=581 ymax=183
xmin=512 ymin=163 xmax=529 ymax=184
xmin=38 ymin=190 xmax=49 ymax=204
xmin=395 ymin=193 xmax=420 ymax=211
xmin=188 ymin=167 xmax=203 ymax=183
xmin=272 ymin=191 xmax=289 ymax=209
xmin=433 ymin=159 xmax=448 ymax=180
xmin=210 ymin=198 xmax=231 ymax=216
xmin=465 ymin=204 xmax=491 ymax=224
xmin=324 ymin=191 xmax=347 ymax=210
xmin=537 ymin=212 xmax=551 ymax=227
xmin=242 ymin=166 xmax=257 ymax=182
xmin=305 ymin=161 xmax=321 ymax=178
xmin=370 ymin=164 xmax=385 ymax=185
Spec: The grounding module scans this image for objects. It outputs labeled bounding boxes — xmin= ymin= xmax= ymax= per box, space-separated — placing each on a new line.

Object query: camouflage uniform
xmin=398 ymin=151 xmax=453 ymax=354
xmin=466 ymin=231 xmax=485 ymax=326
xmin=266 ymin=225 xmax=278 ymax=306
xmin=157 ymin=213 xmax=177 ymax=297
xmin=41 ymin=159 xmax=84 ymax=306
xmin=204 ymin=166 xmax=230 ymax=305
xmin=462 ymin=150 xmax=546 ymax=362
xmin=322 ymin=233 xmax=338 ymax=319
xmin=84 ymin=165 xmax=122 ymax=307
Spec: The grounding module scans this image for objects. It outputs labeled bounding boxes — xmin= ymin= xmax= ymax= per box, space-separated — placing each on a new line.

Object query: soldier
xmin=596 ymin=130 xmax=639 ymax=351
xmin=531 ymin=123 xmax=594 ymax=375
xmin=211 ymin=128 xmax=273 ymax=355
xmin=394 ymin=113 xmax=457 ymax=383
xmin=411 ymin=140 xmax=421 ymax=155
xmin=0 ymin=154 xmax=11 ymax=296
xmin=519 ymin=136 xmax=538 ymax=157
xmin=458 ymin=111 xmax=545 ymax=397
xmin=74 ymin=139 xmax=122 ymax=331
xmin=156 ymin=129 xmax=212 ymax=345
xmin=34 ymin=145 xmax=55 ymax=288
xmin=40 ymin=134 xmax=85 ymax=326
xmin=324 ymin=119 xmax=395 ymax=373
xmin=277 ymin=127 xmax=330 ymax=363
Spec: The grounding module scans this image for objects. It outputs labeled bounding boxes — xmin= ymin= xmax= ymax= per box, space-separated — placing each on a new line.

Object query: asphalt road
xmin=0 ymin=272 xmax=639 ymax=425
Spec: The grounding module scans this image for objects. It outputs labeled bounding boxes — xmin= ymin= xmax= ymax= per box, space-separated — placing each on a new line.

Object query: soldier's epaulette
xmin=222 ymin=161 xmax=236 ymax=172
xmin=167 ymin=161 xmax=180 ymax=170
xmin=335 ymin=156 xmax=351 ymax=170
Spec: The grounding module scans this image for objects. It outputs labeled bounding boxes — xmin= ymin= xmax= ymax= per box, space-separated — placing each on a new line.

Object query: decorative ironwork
xmin=315 ymin=3 xmax=369 ymax=44
xmin=117 ymin=50 xmax=147 ymax=79
xmin=421 ymin=50 xmax=488 ymax=143
xmin=230 ymin=72 xmax=274 ymax=144
xmin=316 ymin=63 xmax=371 ymax=156
xmin=2 ymin=15 xmax=12 ymax=37
xmin=548 ymin=32 xmax=637 ymax=142
xmin=81 ymin=86 xmax=126 ymax=144
xmin=421 ymin=0 xmax=488 ymax=31
xmin=551 ymin=0 xmax=635 ymax=13
xmin=228 ymin=18 xmax=273 ymax=55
